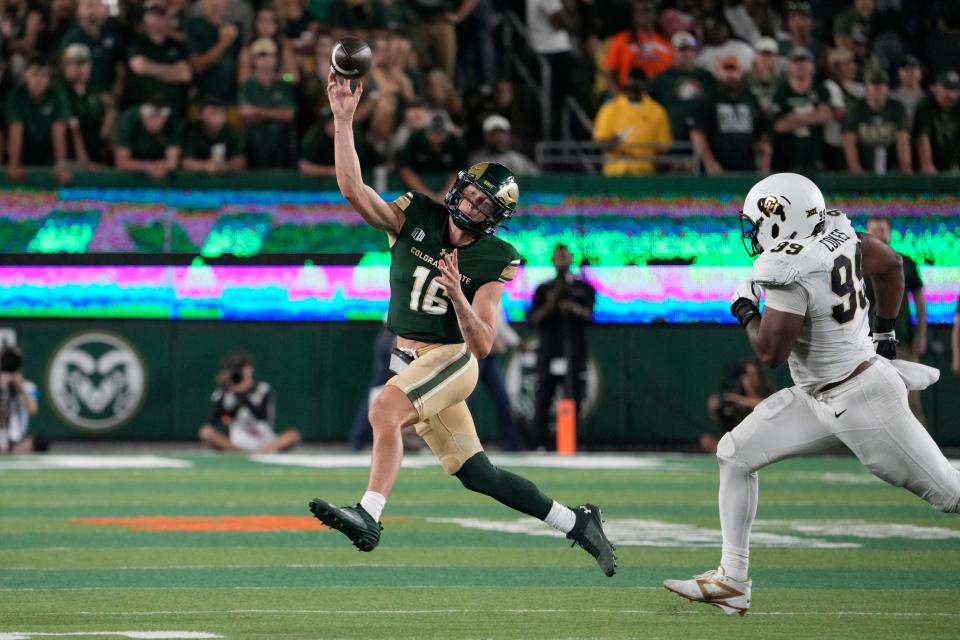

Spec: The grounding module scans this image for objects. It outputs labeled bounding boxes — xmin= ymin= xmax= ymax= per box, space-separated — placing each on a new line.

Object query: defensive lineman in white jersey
xmin=664 ymin=173 xmax=958 ymax=615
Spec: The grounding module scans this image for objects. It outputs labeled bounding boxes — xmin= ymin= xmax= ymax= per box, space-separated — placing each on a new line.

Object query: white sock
xmin=718 ymin=455 xmax=757 ymax=582
xmin=543 ymin=500 xmax=577 ymax=534
xmin=360 ymin=490 xmax=386 ymax=521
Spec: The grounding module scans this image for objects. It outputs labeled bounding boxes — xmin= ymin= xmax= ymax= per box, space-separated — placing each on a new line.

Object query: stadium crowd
xmin=0 ymin=0 xmax=958 ymax=183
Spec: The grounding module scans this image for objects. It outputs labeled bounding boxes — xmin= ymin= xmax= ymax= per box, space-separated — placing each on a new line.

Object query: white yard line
xmin=0 ymin=633 xmax=221 ymax=639
xmin=0 ymin=456 xmax=192 ymax=471
xmin=7 ymin=608 xmax=960 ymax=619
xmin=251 ymin=453 xmax=675 ymax=471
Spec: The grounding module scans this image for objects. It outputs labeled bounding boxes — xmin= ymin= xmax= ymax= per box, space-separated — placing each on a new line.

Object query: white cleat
xmin=663 ymin=567 xmax=751 ymax=616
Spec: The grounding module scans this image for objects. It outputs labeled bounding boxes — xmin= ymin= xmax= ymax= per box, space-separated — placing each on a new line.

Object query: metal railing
xmin=502 ymin=10 xmax=552 ymax=142
xmin=534 ymin=140 xmax=700 ymax=174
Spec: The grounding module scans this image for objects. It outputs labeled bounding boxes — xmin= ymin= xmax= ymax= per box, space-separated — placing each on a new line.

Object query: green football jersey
xmin=387 ymin=191 xmax=521 ymax=343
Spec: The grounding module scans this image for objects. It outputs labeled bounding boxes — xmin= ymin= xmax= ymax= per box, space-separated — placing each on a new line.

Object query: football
xmin=331 ymin=36 xmax=372 ymax=79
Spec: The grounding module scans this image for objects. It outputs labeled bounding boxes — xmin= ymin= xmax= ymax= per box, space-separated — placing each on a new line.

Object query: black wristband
xmin=730 ymin=297 xmax=760 ymax=328
xmin=874 ymin=316 xmax=896 ymax=333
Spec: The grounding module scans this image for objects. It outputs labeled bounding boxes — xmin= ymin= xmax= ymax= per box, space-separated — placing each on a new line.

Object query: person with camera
xmin=526 ymin=244 xmax=596 ymax=451
xmin=0 ymin=345 xmax=42 ymax=454
xmin=703 ymin=359 xmax=775 ymax=453
xmin=198 ymin=352 xmax=301 ymax=453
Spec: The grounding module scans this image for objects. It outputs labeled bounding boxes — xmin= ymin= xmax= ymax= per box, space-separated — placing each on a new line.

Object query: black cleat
xmin=308 ymin=499 xmax=383 ymax=552
xmin=566 ymin=503 xmax=617 ymax=577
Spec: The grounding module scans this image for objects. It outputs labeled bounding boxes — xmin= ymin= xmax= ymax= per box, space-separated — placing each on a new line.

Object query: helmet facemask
xmin=445 ymin=164 xmax=517 ymax=236
xmin=739 ymin=212 xmax=764 ymax=257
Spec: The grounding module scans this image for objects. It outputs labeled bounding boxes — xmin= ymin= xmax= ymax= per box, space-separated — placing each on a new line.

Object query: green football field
xmin=2 ymin=451 xmax=959 ymax=640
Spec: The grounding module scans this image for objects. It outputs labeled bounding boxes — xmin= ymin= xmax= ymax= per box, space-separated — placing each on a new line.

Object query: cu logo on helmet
xmin=758 ymin=195 xmax=787 ymax=222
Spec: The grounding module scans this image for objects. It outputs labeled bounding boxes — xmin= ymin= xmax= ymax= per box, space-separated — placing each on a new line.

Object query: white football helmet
xmin=739 ymin=173 xmax=827 ymax=256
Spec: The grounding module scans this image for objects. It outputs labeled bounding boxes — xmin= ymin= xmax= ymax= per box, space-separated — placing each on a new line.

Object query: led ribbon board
xmin=0 ymin=190 xmax=956 ymax=323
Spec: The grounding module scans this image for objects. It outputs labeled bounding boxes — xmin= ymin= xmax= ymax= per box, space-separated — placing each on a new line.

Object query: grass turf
xmin=1 ymin=451 xmax=958 ymax=639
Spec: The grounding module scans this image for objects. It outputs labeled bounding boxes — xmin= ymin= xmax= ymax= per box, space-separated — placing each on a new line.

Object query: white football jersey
xmin=751 ymin=212 xmax=875 ymax=393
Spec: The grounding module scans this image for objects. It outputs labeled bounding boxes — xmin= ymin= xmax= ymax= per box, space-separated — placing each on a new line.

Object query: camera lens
xmin=230 ymin=369 xmax=244 ymax=384
xmin=0 ymin=351 xmax=22 ymax=373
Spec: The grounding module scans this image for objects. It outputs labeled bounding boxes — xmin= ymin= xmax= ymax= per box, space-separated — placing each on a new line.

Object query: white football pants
xmin=717 ymin=357 xmax=960 ymax=568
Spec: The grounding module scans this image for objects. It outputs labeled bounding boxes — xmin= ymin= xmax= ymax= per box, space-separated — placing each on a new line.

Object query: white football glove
xmin=731 ymin=280 xmax=763 ymax=307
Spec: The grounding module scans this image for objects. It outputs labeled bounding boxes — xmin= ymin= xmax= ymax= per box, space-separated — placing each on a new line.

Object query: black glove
xmin=873 ymin=317 xmax=897 ymax=360
xmin=730 ymin=297 xmax=760 ymax=328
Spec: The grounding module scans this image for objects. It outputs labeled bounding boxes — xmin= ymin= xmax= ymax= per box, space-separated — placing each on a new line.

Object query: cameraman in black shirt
xmin=0 ymin=344 xmax=42 ymax=454
xmin=198 ymin=352 xmax=301 ymax=453
xmin=526 ymin=244 xmax=596 ymax=450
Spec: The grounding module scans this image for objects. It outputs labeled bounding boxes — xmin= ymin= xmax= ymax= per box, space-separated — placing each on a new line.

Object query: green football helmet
xmin=445 ymin=162 xmax=519 ymax=235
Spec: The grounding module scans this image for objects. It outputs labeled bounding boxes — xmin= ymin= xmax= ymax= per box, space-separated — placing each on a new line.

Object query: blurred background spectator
xmin=186 ymin=0 xmax=241 ymax=120
xmin=468 ymin=114 xmax=539 ymax=176
xmin=114 ymin=95 xmax=181 ymax=179
xmin=199 ymin=351 xmax=301 ymax=453
xmin=703 ymin=359 xmax=774 ymax=453
xmin=915 ymin=69 xmax=960 ymax=175
xmin=648 ymin=30 xmax=714 ymax=148
xmin=397 ymin=112 xmax=464 ymax=201
xmin=0 ymin=344 xmax=44 ymax=455
xmin=892 ymin=55 xmax=924 ymax=130
xmin=181 ymin=95 xmax=245 ymax=173
xmin=603 ymin=0 xmax=672 ymax=98
xmin=841 ymin=67 xmax=911 ymax=175
xmin=239 ymin=37 xmax=297 ymax=169
xmin=690 ymin=56 xmax=767 ymax=174
xmin=771 ymin=46 xmax=832 ymax=172
xmin=864 ymin=216 xmax=928 ymax=426
xmin=62 ymin=42 xmax=112 ymax=167
xmin=526 ymin=243 xmax=595 ymax=451
xmin=126 ymin=0 xmax=192 ymax=119
xmin=0 ymin=1 xmax=951 ymax=177
xmin=593 ymin=68 xmax=671 ymax=176
xmin=5 ymin=56 xmax=70 ymax=183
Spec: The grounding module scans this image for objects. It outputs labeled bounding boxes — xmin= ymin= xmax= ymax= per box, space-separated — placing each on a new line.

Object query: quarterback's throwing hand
xmin=436 ymin=249 xmax=463 ymax=302
xmin=327 ymin=69 xmax=363 ymax=121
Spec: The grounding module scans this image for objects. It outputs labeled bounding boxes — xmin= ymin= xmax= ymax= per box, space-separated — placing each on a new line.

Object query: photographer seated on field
xmin=198 ymin=352 xmax=301 ymax=453
xmin=703 ymin=359 xmax=774 ymax=453
xmin=0 ymin=344 xmax=45 ymax=454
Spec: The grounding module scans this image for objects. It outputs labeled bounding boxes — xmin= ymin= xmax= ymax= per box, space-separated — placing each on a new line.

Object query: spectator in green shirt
xmin=771 ymin=47 xmax=834 ymax=172
xmin=186 ymin=0 xmax=241 ymax=112
xmin=5 ymin=57 xmax=71 ymax=184
xmin=648 ymin=30 xmax=715 ymax=144
xmin=62 ymin=43 xmax=112 ymax=167
xmin=182 ymin=96 xmax=246 ymax=173
xmin=276 ymin=0 xmax=320 ymax=55
xmin=114 ymin=95 xmax=182 ymax=180
xmin=126 ymin=0 xmax=193 ymax=119
xmin=298 ymin=108 xmax=336 ymax=177
xmin=397 ymin=112 xmax=465 ymax=202
xmin=691 ymin=57 xmax=767 ymax=174
xmin=915 ymin=69 xmax=960 ymax=175
xmin=239 ymin=38 xmax=297 ymax=169
xmin=60 ymin=0 xmax=124 ymax=99
xmin=833 ymin=0 xmax=874 ymax=62
xmin=841 ymin=67 xmax=911 ymax=175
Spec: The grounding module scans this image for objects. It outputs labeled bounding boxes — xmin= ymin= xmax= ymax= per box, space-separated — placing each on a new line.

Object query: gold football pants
xmin=386 ymin=343 xmax=482 ymax=474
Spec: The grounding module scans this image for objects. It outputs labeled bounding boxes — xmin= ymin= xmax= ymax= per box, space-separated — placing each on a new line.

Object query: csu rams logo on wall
xmin=503 ymin=337 xmax=600 ymax=424
xmin=46 ymin=332 xmax=147 ymax=432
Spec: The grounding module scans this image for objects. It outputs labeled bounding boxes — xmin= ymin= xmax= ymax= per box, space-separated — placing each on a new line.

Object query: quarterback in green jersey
xmin=308 ymin=70 xmax=617 ymax=577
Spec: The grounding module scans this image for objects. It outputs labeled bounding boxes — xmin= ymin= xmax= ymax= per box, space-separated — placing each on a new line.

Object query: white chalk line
xmin=3 ymin=564 xmax=423 ymax=572
xmin=0 ymin=633 xmax=221 ymax=640
xmin=7 ymin=608 xmax=960 ymax=619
